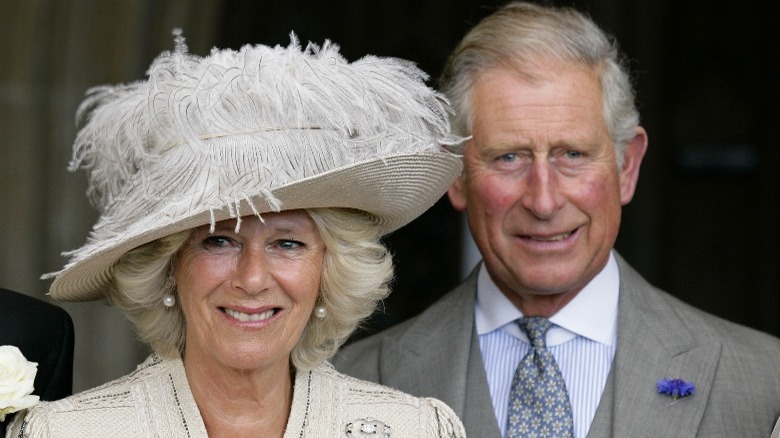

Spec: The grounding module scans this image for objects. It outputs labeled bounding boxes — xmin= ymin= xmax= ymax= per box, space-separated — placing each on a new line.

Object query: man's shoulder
xmin=0 ymin=288 xmax=73 ymax=354
xmin=616 ymin=259 xmax=780 ymax=384
xmin=618 ymin=258 xmax=780 ymax=354
xmin=0 ymin=287 xmax=72 ymax=324
xmin=333 ymin=277 xmax=477 ymax=377
xmin=659 ymin=287 xmax=780 ymax=354
xmin=1 ymin=287 xmax=64 ymax=310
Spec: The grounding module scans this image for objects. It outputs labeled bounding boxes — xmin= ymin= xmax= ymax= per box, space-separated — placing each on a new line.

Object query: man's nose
xmin=520 ymin=161 xmax=564 ymax=219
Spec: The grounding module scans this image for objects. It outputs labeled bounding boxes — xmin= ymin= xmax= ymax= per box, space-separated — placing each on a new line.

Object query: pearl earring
xmin=162 ymin=294 xmax=176 ymax=308
xmin=314 ymin=306 xmax=327 ymax=319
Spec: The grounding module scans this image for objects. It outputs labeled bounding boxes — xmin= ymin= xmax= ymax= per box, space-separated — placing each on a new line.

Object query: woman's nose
xmin=231 ymin=248 xmax=269 ymax=295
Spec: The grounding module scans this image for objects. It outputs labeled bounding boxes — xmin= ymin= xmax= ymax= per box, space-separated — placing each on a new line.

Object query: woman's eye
xmin=278 ymin=239 xmax=304 ymax=250
xmin=202 ymin=235 xmax=233 ymax=248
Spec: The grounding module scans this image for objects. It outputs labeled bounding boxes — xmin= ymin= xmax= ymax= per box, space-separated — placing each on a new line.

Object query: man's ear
xmin=619 ymin=126 xmax=648 ymax=205
xmin=448 ymin=175 xmax=468 ymax=212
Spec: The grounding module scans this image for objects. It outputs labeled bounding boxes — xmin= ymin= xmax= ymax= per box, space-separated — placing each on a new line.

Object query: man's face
xmin=448 ymin=62 xmax=646 ymax=313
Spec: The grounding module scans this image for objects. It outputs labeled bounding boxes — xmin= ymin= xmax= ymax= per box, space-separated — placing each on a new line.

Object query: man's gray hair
xmin=440 ymin=1 xmax=639 ymax=165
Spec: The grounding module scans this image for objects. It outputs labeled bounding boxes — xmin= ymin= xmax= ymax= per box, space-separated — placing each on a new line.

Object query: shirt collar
xmin=475 ymin=252 xmax=619 ymax=347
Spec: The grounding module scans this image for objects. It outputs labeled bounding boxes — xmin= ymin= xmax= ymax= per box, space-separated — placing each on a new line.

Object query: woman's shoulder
xmin=36 ymin=354 xmax=172 ymax=407
xmin=6 ymin=354 xmax=201 ymax=438
xmin=292 ymin=362 xmax=465 ymax=437
xmin=311 ymin=362 xmax=426 ymax=402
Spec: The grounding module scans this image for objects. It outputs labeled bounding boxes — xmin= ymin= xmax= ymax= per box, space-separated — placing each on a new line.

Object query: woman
xmin=8 ymin=32 xmax=465 ymax=437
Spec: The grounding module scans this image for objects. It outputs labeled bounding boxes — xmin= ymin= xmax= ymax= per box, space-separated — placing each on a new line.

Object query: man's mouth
xmin=526 ymin=230 xmax=574 ymax=242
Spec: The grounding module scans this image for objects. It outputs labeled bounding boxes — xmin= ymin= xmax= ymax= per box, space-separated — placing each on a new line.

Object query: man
xmin=333 ymin=2 xmax=780 ymax=437
xmin=0 ymin=287 xmax=74 ymax=434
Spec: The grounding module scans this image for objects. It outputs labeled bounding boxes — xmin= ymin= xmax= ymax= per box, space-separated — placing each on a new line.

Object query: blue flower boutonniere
xmin=657 ymin=377 xmax=695 ymax=400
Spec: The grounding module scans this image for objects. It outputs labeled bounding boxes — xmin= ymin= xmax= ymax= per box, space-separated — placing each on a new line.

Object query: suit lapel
xmin=379 ymin=267 xmax=501 ymax=437
xmin=589 ymin=255 xmax=721 ymax=437
xmin=463 ymin=319 xmax=502 ymax=437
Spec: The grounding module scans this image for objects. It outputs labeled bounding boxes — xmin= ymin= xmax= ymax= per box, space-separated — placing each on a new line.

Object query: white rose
xmin=0 ymin=345 xmax=39 ymax=421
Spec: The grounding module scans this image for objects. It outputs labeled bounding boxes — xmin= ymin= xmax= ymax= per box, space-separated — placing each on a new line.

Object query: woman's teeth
xmin=224 ymin=308 xmax=276 ymax=322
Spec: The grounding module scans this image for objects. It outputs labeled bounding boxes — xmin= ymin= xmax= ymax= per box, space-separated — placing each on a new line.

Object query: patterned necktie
xmin=506 ymin=317 xmax=574 ymax=437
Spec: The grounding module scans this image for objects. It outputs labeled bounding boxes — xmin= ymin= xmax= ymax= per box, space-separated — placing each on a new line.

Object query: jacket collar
xmin=588 ymin=254 xmax=721 ymax=436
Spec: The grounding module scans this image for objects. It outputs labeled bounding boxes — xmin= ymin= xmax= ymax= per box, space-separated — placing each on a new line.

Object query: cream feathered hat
xmin=46 ymin=31 xmax=463 ymax=301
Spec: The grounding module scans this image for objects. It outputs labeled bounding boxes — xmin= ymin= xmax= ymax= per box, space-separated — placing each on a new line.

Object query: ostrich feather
xmin=57 ymin=31 xmax=462 ymax=274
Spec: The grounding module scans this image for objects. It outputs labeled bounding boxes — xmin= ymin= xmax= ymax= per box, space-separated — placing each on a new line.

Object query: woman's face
xmin=175 ymin=210 xmax=324 ymax=374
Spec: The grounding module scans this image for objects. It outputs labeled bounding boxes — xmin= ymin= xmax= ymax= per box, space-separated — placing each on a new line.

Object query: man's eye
xmin=497 ymin=153 xmax=518 ymax=162
xmin=565 ymin=150 xmax=583 ymax=159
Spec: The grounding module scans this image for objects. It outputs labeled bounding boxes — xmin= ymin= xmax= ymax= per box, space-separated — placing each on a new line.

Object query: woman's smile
xmin=222 ymin=307 xmax=278 ymax=323
xmin=175 ymin=210 xmax=324 ymax=372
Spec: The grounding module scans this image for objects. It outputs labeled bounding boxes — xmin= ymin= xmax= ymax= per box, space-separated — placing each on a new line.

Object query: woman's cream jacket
xmin=7 ymin=354 xmax=465 ymax=437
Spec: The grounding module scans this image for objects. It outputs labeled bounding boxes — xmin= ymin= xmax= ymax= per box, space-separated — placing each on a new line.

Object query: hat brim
xmin=49 ymin=152 xmax=462 ymax=301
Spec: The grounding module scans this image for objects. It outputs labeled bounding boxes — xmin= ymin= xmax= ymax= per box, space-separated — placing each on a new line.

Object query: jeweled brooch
xmin=346 ymin=418 xmax=391 ymax=437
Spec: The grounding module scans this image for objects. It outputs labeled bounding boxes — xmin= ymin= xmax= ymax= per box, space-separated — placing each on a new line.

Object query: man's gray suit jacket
xmin=333 ymin=254 xmax=780 ymax=437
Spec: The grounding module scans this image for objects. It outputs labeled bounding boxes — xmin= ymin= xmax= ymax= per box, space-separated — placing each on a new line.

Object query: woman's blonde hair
xmin=107 ymin=207 xmax=392 ymax=371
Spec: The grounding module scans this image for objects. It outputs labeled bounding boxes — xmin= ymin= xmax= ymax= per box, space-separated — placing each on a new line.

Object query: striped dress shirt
xmin=476 ymin=252 xmax=619 ymax=438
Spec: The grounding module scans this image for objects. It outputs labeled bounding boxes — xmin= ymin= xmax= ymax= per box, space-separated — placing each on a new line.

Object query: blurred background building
xmin=1 ymin=0 xmax=778 ymax=392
